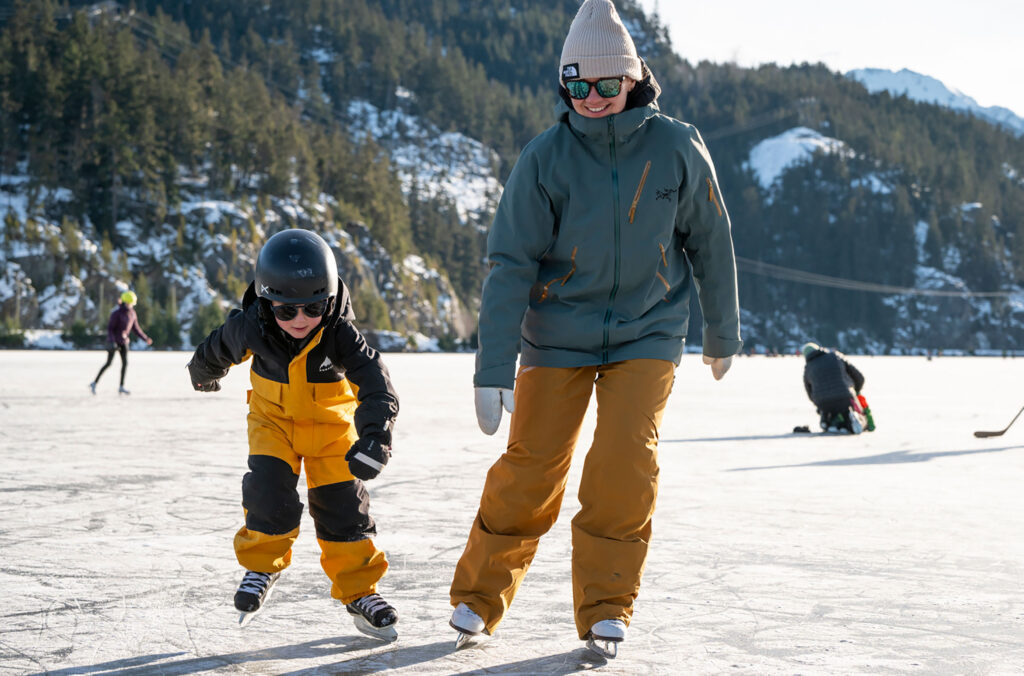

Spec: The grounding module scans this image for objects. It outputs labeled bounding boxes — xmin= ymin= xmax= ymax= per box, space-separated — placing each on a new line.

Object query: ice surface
xmin=1 ymin=351 xmax=1023 ymax=674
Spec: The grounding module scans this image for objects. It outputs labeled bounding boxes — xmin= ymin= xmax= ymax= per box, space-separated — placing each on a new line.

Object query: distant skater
xmin=187 ymin=229 xmax=401 ymax=640
xmin=448 ymin=0 xmax=742 ymax=659
xmin=801 ymin=342 xmax=874 ymax=433
xmin=90 ymin=290 xmax=152 ymax=395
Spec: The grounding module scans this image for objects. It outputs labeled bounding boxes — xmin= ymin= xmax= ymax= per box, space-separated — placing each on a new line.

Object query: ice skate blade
xmin=585 ymin=636 xmax=620 ymax=659
xmin=453 ymin=630 xmax=490 ymax=650
xmin=450 ymin=620 xmax=490 ymax=650
xmin=351 ymin=614 xmax=398 ymax=642
xmin=238 ymin=610 xmax=260 ymax=627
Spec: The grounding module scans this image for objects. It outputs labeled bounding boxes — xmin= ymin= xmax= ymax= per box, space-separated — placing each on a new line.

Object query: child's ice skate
xmin=585 ymin=618 xmax=626 ymax=659
xmin=118 ymin=386 xmax=131 ymax=395
xmin=450 ymin=602 xmax=489 ymax=649
xmin=346 ymin=593 xmax=398 ymax=641
xmin=235 ymin=570 xmax=280 ymax=627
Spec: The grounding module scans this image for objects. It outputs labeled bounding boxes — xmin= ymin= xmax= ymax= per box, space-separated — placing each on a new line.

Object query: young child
xmin=187 ymin=228 xmax=400 ymax=639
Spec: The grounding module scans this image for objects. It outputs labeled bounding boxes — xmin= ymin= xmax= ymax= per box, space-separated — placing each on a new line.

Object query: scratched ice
xmin=1 ymin=351 xmax=1022 ymax=675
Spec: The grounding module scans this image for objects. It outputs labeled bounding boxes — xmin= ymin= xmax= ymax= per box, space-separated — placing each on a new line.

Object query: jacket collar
xmin=559 ymin=102 xmax=659 ymax=142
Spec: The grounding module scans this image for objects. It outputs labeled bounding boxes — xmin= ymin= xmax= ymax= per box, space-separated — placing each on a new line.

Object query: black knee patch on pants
xmin=308 ymin=480 xmax=376 ymax=541
xmin=242 ymin=454 xmax=303 ymax=535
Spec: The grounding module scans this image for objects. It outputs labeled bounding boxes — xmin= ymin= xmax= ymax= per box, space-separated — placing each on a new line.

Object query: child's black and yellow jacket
xmin=188 ymin=280 xmax=399 ymax=453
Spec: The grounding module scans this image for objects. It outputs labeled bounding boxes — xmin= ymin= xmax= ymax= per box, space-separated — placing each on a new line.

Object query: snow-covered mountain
xmin=346 ymin=96 xmax=502 ymax=228
xmin=846 ymin=67 xmax=1024 ymax=136
xmin=739 ymin=124 xmax=1024 ymax=353
xmin=0 ymin=92 xmax=497 ymax=350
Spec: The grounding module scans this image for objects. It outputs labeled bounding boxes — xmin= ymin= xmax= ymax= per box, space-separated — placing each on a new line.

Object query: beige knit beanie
xmin=559 ymin=0 xmax=642 ymax=84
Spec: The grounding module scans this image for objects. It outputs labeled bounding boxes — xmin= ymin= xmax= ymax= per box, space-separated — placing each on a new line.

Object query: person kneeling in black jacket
xmin=801 ymin=342 xmax=871 ymax=434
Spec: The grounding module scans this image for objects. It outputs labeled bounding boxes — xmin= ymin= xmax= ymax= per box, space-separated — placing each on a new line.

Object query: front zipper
xmin=602 ymin=117 xmax=621 ymax=364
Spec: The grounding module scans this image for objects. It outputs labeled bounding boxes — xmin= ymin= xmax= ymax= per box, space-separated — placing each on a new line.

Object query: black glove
xmin=345 ymin=437 xmax=391 ymax=481
xmin=193 ymin=379 xmax=221 ymax=392
xmin=187 ymin=360 xmax=222 ymax=392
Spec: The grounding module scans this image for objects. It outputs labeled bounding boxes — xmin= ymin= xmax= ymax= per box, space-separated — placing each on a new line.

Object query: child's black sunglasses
xmin=565 ymin=77 xmax=625 ymax=100
xmin=271 ymin=300 xmax=328 ymax=321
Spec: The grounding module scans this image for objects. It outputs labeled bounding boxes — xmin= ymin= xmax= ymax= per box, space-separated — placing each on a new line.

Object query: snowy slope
xmin=0 ymin=164 xmax=472 ymax=345
xmin=744 ymin=126 xmax=854 ymax=196
xmin=846 ymin=67 xmax=1024 ymax=136
xmin=347 ymin=98 xmax=502 ymax=227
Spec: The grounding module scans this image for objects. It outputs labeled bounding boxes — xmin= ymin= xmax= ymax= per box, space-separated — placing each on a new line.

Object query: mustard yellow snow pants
xmin=233 ymin=390 xmax=388 ymax=604
xmin=450 ymin=358 xmax=675 ymax=638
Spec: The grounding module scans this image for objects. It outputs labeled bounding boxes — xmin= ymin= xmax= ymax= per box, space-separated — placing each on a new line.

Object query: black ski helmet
xmin=255 ymin=229 xmax=338 ymax=304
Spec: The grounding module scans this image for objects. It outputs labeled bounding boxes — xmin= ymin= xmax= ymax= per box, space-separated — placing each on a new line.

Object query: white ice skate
xmin=585 ymin=619 xmax=626 ymax=659
xmin=450 ymin=602 xmax=489 ymax=649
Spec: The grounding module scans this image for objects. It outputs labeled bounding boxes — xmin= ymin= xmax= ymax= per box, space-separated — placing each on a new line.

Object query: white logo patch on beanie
xmin=562 ymin=64 xmax=580 ymax=80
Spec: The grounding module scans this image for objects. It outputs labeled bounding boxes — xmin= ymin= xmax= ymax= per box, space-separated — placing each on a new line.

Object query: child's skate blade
xmin=351 ymin=614 xmax=398 ymax=642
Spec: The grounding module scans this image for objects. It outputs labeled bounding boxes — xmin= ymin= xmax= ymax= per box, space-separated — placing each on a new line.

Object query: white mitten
xmin=702 ymin=354 xmax=733 ymax=381
xmin=475 ymin=387 xmax=515 ymax=435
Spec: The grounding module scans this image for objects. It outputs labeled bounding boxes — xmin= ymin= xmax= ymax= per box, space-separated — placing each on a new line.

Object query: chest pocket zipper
xmin=628 ymin=160 xmax=652 ymax=224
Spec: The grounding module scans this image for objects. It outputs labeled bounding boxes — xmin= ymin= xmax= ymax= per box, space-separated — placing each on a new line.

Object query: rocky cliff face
xmin=0 ymin=182 xmax=473 ymax=349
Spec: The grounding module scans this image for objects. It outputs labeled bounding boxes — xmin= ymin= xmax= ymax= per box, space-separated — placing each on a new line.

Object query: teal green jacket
xmin=474 ymin=97 xmax=742 ymax=389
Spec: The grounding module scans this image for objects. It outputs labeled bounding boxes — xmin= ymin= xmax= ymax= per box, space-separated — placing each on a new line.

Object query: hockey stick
xmin=973 ymin=404 xmax=1024 ymax=438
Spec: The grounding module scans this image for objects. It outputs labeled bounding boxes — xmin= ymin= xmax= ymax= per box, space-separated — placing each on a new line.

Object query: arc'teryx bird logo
xmin=655 ymin=187 xmax=677 ymax=201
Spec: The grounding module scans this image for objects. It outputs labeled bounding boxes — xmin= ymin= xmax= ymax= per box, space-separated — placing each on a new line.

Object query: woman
xmin=90 ymin=290 xmax=152 ymax=395
xmin=448 ymin=0 xmax=742 ymax=658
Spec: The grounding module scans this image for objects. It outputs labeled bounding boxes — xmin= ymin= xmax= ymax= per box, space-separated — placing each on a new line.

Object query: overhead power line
xmin=736 ymin=256 xmax=1015 ymax=298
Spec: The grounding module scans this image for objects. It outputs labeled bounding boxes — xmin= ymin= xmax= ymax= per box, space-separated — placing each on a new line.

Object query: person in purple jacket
xmin=89 ymin=290 xmax=152 ymax=395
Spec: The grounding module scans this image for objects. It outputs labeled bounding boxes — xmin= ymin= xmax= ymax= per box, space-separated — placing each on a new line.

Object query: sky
xmin=637 ymin=0 xmax=1024 ymax=117
xmin=3 ymin=351 xmax=1024 ymax=673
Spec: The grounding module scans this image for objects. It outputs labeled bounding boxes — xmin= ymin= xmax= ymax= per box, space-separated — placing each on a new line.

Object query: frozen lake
xmin=1 ymin=350 xmax=1022 ymax=674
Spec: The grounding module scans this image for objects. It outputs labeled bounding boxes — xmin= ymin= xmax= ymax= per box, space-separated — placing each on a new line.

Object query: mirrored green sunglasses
xmin=565 ymin=77 xmax=625 ymax=100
